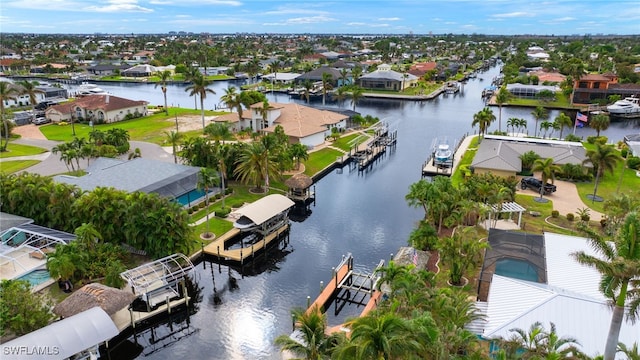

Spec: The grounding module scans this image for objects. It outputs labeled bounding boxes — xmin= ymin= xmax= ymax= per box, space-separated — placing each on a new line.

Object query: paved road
xmin=1 ymin=126 xmax=175 ymax=176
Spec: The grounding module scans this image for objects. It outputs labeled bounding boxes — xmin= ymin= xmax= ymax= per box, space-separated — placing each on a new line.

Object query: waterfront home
xmin=87 ymin=63 xmax=132 ymax=76
xmin=254 ymin=102 xmax=348 ymax=147
xmin=358 ymin=63 xmax=418 ymax=91
xmin=470 ymin=135 xmax=587 ymax=178
xmin=54 ymin=158 xmax=205 ymax=206
xmin=45 ymin=94 xmax=147 ymax=123
xmin=474 ymin=230 xmax=638 ymax=358
xmin=294 ymin=66 xmax=342 ymax=87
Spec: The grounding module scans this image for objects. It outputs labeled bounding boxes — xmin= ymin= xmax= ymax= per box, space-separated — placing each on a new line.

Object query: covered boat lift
xmin=232 ymin=194 xmax=295 ymax=235
xmin=0 ymin=307 xmax=118 ymax=360
xmin=119 ymin=253 xmax=194 ymax=310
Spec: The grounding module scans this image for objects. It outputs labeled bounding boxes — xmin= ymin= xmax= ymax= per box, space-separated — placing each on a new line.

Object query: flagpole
xmin=572 ymin=115 xmax=578 ymax=135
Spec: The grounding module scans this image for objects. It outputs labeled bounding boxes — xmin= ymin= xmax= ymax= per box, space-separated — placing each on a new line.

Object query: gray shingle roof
xmin=54 ymin=158 xmax=200 ymax=196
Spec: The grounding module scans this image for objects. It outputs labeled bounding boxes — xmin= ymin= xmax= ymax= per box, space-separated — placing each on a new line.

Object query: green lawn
xmin=451 ymin=135 xmax=479 ymax=186
xmin=0 ymin=143 xmax=47 ymax=158
xmin=40 ymin=108 xmax=221 ymax=144
xmin=332 ymin=133 xmax=369 ymax=152
xmin=507 ymin=93 xmax=574 ymax=109
xmin=0 ymin=160 xmax=40 ymax=174
xmin=304 ymin=148 xmax=344 ymax=177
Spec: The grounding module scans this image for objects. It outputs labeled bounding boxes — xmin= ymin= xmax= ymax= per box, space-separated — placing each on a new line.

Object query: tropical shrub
xmin=0 ymin=280 xmax=54 ymax=337
xmin=566 ymin=213 xmax=575 ymax=221
xmin=627 ymin=156 xmax=640 ymax=170
xmin=564 ymin=134 xmax=582 ymax=142
xmin=551 ymin=210 xmax=559 ymax=218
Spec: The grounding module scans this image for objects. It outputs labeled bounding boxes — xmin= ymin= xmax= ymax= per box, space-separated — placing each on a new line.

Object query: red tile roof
xmin=48 ymin=95 xmax=147 ymax=114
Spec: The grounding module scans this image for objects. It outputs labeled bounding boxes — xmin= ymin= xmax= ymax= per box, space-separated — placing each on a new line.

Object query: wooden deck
xmin=203 ymin=224 xmax=289 ymax=263
xmin=305 ymin=257 xmax=351 ymax=315
xmin=111 ymin=296 xmax=190 ymax=332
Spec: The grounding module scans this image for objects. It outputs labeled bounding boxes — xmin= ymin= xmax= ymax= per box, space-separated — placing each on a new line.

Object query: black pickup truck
xmin=520 ymin=177 xmax=557 ymax=195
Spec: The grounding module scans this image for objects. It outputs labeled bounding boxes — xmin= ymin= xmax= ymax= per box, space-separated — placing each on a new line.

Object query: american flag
xmin=576 ymin=112 xmax=588 ymax=122
xmin=412 ymin=248 xmax=418 ymax=266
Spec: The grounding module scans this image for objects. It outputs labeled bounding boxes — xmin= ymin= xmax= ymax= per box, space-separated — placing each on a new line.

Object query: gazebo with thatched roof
xmin=284 ymin=173 xmax=314 ymax=203
xmin=53 ymin=283 xmax=137 ymax=319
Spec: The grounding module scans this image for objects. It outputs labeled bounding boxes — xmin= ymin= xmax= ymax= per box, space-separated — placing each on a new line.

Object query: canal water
xmin=59 ymin=67 xmax=638 ymax=360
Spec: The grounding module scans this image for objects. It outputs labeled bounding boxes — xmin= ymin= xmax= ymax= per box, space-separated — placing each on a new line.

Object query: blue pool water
xmin=17 ymin=269 xmax=52 ymax=287
xmin=495 ymin=258 xmax=539 ymax=282
xmin=174 ymin=189 xmax=207 ymax=207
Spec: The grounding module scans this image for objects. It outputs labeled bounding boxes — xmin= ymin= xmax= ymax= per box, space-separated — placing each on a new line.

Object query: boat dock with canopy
xmin=203 ymin=194 xmax=294 ymax=263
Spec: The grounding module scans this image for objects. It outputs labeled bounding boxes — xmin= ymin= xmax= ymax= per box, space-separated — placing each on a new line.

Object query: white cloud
xmin=264 ymin=15 xmax=336 ymax=26
xmin=492 ymin=11 xmax=532 ymax=18
xmin=85 ymin=0 xmax=153 ymax=13
xmin=150 ymin=0 xmax=241 ymax=5
xmin=378 ymin=17 xmax=400 ymax=21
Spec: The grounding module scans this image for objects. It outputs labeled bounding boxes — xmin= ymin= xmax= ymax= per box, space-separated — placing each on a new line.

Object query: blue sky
xmin=2 ymin=0 xmax=639 ymax=35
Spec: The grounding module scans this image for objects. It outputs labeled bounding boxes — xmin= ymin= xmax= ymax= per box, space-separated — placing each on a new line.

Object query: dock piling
xmin=320 ymin=281 xmax=324 ymax=293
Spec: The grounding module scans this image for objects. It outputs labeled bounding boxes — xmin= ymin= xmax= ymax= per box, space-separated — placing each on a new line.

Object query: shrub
xmin=621 ymin=148 xmax=628 ymax=158
xmin=551 ymin=210 xmax=559 ymax=218
xmin=566 ymin=213 xmax=575 ymax=221
xmin=215 ymin=207 xmax=231 ymax=218
xmin=564 ymin=134 xmax=581 ymax=142
xmin=580 ymin=213 xmax=590 ymax=222
xmin=627 ymin=156 xmax=640 ymax=170
xmin=600 ymin=218 xmax=608 ymax=228
xmin=198 ymin=202 xmax=206 ymax=209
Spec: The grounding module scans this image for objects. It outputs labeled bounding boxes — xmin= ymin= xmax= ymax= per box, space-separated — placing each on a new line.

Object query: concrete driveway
xmin=517 ymin=179 xmax=604 ymax=221
xmin=2 ymin=125 xmax=175 ymax=176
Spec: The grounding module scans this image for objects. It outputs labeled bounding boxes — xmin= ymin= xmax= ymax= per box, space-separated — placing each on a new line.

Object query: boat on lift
xmin=607 ymin=97 xmax=640 ymax=118
xmin=76 ymin=82 xmax=109 ymax=96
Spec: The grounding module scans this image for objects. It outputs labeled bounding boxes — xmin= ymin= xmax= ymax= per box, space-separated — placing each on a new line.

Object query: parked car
xmin=520 ymin=177 xmax=557 ymax=195
xmin=34 ymin=101 xmax=53 ymax=111
xmin=33 ymin=116 xmax=51 ymax=125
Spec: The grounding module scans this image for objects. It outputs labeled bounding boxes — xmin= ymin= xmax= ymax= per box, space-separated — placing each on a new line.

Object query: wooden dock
xmin=112 ymin=297 xmax=190 ymax=332
xmin=422 ymin=134 xmax=468 ymax=177
xmin=306 ymin=255 xmax=352 ymax=315
xmin=203 ymin=224 xmax=289 ymax=263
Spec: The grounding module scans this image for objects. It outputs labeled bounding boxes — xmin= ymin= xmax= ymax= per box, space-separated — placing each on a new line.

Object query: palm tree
xmin=519 ymin=150 xmax=541 ymax=172
xmin=164 ymin=130 xmax=183 ymax=163
xmin=572 ymin=212 xmax=640 ymax=360
xmin=517 ymin=118 xmax=528 ymax=135
xmin=583 ymin=143 xmax=623 ymax=201
xmin=16 ymin=80 xmax=43 ymax=106
xmin=289 ymin=143 xmax=309 ymax=170
xmin=539 ymin=120 xmax=553 ymax=139
xmin=531 ymin=105 xmax=548 ymax=138
xmin=332 ymin=86 xmax=348 ymax=108
xmin=334 ymin=312 xmax=422 ymax=360
xmin=0 ymin=82 xmax=19 ymax=152
xmin=204 ymin=122 xmax=231 ymax=143
xmin=234 ymin=141 xmax=278 ymax=193
xmin=494 ymin=86 xmax=510 ymax=133
xmin=275 ymin=306 xmax=342 ymax=360
xmin=268 ymin=60 xmax=281 ymax=93
xmin=507 ymin=117 xmax=519 ymax=135
xmin=553 ymin=112 xmax=573 ymax=140
xmin=531 ymin=158 xmax=561 ymax=200
xmin=154 ymin=70 xmax=172 ymax=115
xmin=197 ymin=167 xmax=219 ymax=239
xmin=565 ymin=58 xmax=585 ymax=104
xmin=185 ymin=73 xmax=216 ymax=130
xmin=618 ymin=342 xmax=640 ymax=360
xmin=220 ymin=86 xmax=243 ymax=122
xmin=496 ymin=321 xmax=583 ymax=359
xmin=301 ymin=80 xmax=313 ymax=103
xmin=471 ymin=107 xmax=495 ymax=138
xmin=321 ymin=72 xmax=333 ymax=106
xmin=348 ymin=86 xmax=364 ymax=112
xmin=437 ymin=228 xmax=488 ymax=286
xmin=590 ymin=112 xmax=610 ymax=137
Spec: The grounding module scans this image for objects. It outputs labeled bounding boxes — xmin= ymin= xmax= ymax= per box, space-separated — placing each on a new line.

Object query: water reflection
xmin=55 ymin=65 xmax=639 ymax=360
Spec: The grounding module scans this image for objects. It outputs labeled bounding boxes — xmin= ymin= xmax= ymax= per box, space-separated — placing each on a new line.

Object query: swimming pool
xmin=16 ymin=269 xmax=52 ymax=287
xmin=174 ymin=189 xmax=207 ymax=207
xmin=495 ymin=258 xmax=539 ymax=282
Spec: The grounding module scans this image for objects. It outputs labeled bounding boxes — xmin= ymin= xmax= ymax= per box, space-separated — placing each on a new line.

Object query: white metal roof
xmin=233 ymin=194 xmax=295 ymax=227
xmin=0 ymin=307 xmax=118 ymax=360
xmin=544 ymin=232 xmax=606 ymax=301
xmin=483 ymin=275 xmax=639 ymax=359
xmin=120 ymin=253 xmax=194 ymax=295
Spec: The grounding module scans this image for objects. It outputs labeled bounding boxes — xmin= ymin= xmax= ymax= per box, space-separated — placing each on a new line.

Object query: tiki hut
xmin=53 ymin=283 xmax=137 ymax=318
xmin=284 ymin=173 xmax=314 ymax=202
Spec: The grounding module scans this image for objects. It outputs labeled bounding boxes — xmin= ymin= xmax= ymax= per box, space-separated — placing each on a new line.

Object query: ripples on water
xmin=83 ymin=66 xmax=639 ymax=359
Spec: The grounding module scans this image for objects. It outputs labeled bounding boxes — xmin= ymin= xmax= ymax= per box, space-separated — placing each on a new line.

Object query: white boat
xmin=607 ymin=97 xmax=640 ymax=117
xmin=444 ymin=81 xmax=460 ymax=94
xmin=77 ymin=82 xmax=108 ymax=96
xmin=435 ymin=144 xmax=453 ymax=163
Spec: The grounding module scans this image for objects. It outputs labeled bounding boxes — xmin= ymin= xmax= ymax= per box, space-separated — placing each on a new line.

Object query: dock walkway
xmin=422 ymin=134 xmax=474 ymax=177
xmin=203 ymin=224 xmax=289 ymax=263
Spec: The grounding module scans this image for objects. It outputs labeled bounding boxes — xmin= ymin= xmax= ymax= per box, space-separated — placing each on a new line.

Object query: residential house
xmin=87 ymin=64 xmax=132 ymax=76
xmin=54 ymin=158 xmax=202 ymax=205
xmin=121 ymin=64 xmax=156 ymax=77
xmin=506 ymin=83 xmax=560 ymax=99
xmin=472 ymin=230 xmax=638 ymax=359
xmin=212 ymin=102 xmax=348 ymax=147
xmin=470 ymin=135 xmax=588 ymax=178
xmin=294 ymin=66 xmax=342 ymax=87
xmin=45 ymin=94 xmax=148 ymax=124
xmin=408 ymin=61 xmax=437 ymax=78
xmin=358 ymin=63 xmax=418 ymax=91
xmin=1 ymin=83 xmax=46 ymax=107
